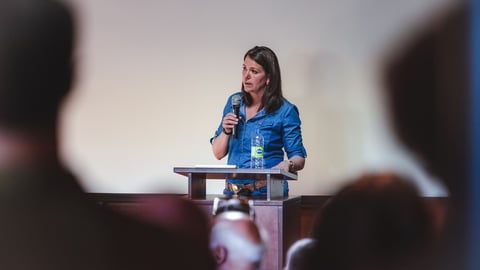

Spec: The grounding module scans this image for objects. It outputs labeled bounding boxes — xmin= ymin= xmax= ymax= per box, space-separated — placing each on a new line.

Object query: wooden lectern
xmin=173 ymin=167 xmax=301 ymax=270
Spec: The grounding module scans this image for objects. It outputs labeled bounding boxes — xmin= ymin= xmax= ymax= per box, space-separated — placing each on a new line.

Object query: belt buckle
xmin=227 ymin=183 xmax=254 ymax=196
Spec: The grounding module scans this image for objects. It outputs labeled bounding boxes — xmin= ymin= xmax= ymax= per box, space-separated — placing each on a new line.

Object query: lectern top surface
xmin=173 ymin=166 xmax=298 ymax=181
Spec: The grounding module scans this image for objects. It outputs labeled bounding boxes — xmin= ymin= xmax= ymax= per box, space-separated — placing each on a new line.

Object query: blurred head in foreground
xmin=283 ymin=237 xmax=317 ymax=270
xmin=310 ymin=172 xmax=435 ymax=270
xmin=0 ymin=0 xmax=74 ymax=132
xmin=210 ymin=199 xmax=266 ymax=270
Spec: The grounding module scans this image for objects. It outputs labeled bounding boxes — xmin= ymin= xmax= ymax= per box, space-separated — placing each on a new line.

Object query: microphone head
xmin=232 ymin=95 xmax=241 ymax=106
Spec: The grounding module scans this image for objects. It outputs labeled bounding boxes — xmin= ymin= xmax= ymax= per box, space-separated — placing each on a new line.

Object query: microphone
xmin=231 ymin=95 xmax=241 ymax=138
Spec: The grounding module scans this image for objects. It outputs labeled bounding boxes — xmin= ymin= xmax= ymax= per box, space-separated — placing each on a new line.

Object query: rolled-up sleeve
xmin=283 ymin=105 xmax=307 ymax=158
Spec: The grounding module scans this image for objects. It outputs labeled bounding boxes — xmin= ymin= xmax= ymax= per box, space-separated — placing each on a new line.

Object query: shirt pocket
xmin=256 ymin=119 xmax=281 ymax=149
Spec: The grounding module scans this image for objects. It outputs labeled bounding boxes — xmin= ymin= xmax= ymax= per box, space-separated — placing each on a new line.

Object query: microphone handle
xmin=232 ymin=105 xmax=240 ymax=138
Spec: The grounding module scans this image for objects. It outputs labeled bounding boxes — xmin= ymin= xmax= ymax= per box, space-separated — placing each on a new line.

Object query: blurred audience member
xmin=0 ymin=0 xmax=214 ymax=269
xmin=283 ymin=238 xmax=317 ymax=270
xmin=382 ymin=3 xmax=469 ymax=269
xmin=308 ymin=173 xmax=435 ymax=270
xmin=210 ymin=198 xmax=266 ymax=270
xmin=212 ymin=196 xmax=256 ymax=219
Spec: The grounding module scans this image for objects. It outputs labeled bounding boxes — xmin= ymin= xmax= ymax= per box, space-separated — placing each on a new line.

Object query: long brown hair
xmin=241 ymin=46 xmax=283 ymax=113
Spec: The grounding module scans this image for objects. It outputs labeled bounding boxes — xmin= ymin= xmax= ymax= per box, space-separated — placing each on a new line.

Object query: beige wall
xmin=60 ymin=0 xmax=456 ymax=196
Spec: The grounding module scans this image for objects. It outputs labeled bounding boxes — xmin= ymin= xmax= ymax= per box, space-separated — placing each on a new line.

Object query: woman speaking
xmin=210 ymin=46 xmax=307 ymax=197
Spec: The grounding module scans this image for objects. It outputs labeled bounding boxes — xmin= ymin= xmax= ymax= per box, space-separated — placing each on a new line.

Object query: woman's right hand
xmin=222 ymin=112 xmax=240 ymax=134
xmin=213 ymin=112 xmax=239 ymax=159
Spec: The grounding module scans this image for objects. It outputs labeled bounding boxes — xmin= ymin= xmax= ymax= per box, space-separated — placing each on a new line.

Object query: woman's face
xmin=242 ymin=56 xmax=269 ymax=96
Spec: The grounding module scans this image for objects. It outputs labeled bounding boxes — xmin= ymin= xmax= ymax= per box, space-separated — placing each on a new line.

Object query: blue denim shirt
xmin=211 ymin=92 xmax=307 ymax=196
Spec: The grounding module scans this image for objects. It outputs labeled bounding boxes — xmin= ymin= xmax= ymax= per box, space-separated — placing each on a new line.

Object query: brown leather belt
xmin=226 ymin=180 xmax=267 ymax=192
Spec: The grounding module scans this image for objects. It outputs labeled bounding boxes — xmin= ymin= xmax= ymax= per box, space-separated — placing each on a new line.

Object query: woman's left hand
xmin=272 ymin=160 xmax=291 ymax=172
xmin=272 ymin=156 xmax=305 ymax=172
